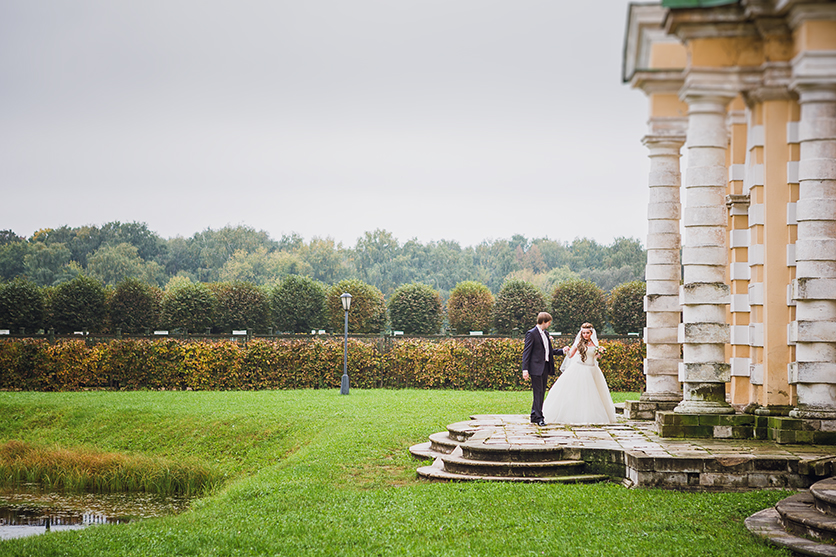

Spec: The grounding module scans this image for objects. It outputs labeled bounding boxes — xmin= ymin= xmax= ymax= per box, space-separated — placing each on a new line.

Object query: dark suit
xmin=521 ymin=325 xmax=566 ymax=423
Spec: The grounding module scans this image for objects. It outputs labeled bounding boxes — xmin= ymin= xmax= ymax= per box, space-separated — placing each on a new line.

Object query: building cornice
xmin=630 ymin=69 xmax=687 ymax=95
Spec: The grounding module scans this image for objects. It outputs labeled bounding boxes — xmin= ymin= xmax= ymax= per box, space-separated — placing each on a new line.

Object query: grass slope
xmin=0 ymin=390 xmax=789 ymax=556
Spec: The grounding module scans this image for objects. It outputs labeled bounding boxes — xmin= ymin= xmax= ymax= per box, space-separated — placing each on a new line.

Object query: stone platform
xmin=411 ymin=414 xmax=836 ymax=490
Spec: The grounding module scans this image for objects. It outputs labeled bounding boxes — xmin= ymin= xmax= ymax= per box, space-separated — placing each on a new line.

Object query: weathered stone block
xmin=624 ymin=453 xmax=655 ymax=472
xmin=648 ymin=201 xmax=682 ymax=220
xmin=789 ymin=361 xmax=836 ymax=383
xmin=718 ymin=414 xmax=755 ymax=426
xmin=656 ymin=412 xmax=679 ymax=426
xmin=705 ymin=457 xmax=753 ymax=473
xmin=747 ymin=474 xmax=788 ymax=488
xmin=713 ymin=425 xmax=732 ymax=438
xmin=644 ymin=294 xmax=682 ymax=312
xmin=682 ymin=323 xmax=730 ymax=344
xmin=796 ymin=238 xmax=836 ymax=261
xmin=792 ymin=320 xmax=836 ymax=343
xmin=682 ymin=246 xmax=727 ymax=266
xmin=731 ymin=426 xmax=753 ymax=439
xmin=657 ymin=425 xmax=686 ymax=438
xmin=682 ymin=425 xmax=714 ymax=437
xmin=678 ymin=414 xmax=701 ymax=426
xmin=700 ymin=472 xmax=748 ymax=489
xmin=682 ymin=362 xmax=732 ymax=382
xmin=797 ymin=430 xmax=815 ymax=444
xmin=773 ymin=429 xmax=796 ymax=444
xmin=793 ymin=277 xmax=836 ymax=301
xmin=700 ymin=415 xmax=721 ymax=426
xmin=814 ymin=431 xmax=836 ymax=445
xmin=655 ymin=457 xmax=703 ymax=473
xmin=770 ymin=417 xmax=803 ymax=430
xmin=753 ymin=457 xmax=790 ymax=472
xmin=681 ymin=282 xmax=731 ymax=305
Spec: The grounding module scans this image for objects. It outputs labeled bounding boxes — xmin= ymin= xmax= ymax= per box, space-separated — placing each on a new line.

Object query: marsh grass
xmin=0 ymin=390 xmax=791 ymax=557
xmin=0 ymin=440 xmax=217 ymax=495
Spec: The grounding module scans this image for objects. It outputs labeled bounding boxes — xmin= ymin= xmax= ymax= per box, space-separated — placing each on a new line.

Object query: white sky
xmin=1 ymin=0 xmax=652 ymax=248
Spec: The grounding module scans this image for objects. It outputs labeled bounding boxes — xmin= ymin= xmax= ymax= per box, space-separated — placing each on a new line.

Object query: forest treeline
xmin=0 ymin=222 xmax=646 ymax=296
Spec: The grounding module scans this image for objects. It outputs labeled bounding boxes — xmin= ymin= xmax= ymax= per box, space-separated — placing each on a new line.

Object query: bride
xmin=542 ymin=322 xmax=617 ymax=425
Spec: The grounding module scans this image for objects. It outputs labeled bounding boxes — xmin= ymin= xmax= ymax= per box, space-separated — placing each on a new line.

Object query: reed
xmin=0 ymin=440 xmax=218 ymax=495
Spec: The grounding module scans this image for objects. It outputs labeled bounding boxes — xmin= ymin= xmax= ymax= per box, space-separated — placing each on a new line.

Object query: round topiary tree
xmin=608 ymin=280 xmax=646 ymax=334
xmin=388 ymin=282 xmax=443 ymax=334
xmin=108 ymin=278 xmax=162 ymax=333
xmin=209 ymin=281 xmax=271 ymax=334
xmin=447 ymin=280 xmax=494 ymax=334
xmin=47 ymin=274 xmax=108 ymax=333
xmin=492 ymin=279 xmax=546 ymax=335
xmin=550 ymin=278 xmax=606 ymax=335
xmin=326 ymin=279 xmax=386 ymax=334
xmin=160 ymin=279 xmax=217 ymax=333
xmin=0 ymin=277 xmax=45 ymax=333
xmin=270 ymin=275 xmax=327 ymax=333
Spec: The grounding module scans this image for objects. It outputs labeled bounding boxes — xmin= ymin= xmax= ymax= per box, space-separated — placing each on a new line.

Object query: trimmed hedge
xmin=0 ymin=337 xmax=645 ymax=392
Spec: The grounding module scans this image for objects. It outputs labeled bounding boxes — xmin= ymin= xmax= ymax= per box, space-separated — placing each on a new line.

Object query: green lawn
xmin=0 ymin=390 xmax=790 ymax=556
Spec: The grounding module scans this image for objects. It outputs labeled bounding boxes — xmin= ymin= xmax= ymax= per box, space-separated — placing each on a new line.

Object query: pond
xmin=0 ymin=488 xmax=193 ymax=540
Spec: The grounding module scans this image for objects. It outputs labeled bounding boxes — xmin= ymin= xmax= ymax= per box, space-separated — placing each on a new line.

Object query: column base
xmin=640 ymin=392 xmax=682 ymax=403
xmin=754 ymin=405 xmax=793 ymax=417
xmin=790 ymin=407 xmax=836 ymax=420
xmin=674 ymin=400 xmax=735 ymax=414
xmin=624 ymin=399 xmax=679 ymax=421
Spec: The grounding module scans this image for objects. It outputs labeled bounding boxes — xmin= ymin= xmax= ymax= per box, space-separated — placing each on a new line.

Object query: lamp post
xmin=340 ymin=292 xmax=352 ymax=395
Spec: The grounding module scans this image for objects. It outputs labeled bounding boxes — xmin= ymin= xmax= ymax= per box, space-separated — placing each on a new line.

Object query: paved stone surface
xmin=465 ymin=414 xmax=836 ymax=463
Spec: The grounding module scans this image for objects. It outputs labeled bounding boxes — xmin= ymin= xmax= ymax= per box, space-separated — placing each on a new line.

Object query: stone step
xmin=430 ymin=432 xmax=462 ymax=454
xmin=417 ymin=463 xmax=609 ymax=484
xmin=408 ymin=433 xmax=462 ymax=461
xmin=745 ymin=507 xmax=836 ymax=557
xmin=461 ymin=443 xmax=566 ymax=463
xmin=439 ymin=453 xmax=586 ymax=478
xmin=777 ymin=492 xmax=836 ymax=543
xmin=447 ymin=421 xmax=480 ymax=442
xmin=812 ymin=477 xmax=836 ymax=517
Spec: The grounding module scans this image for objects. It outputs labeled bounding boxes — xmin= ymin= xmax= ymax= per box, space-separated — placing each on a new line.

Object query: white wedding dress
xmin=542 ymin=345 xmax=617 ymax=425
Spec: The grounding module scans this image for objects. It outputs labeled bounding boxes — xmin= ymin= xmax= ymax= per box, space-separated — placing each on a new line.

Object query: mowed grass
xmin=0 ymin=390 xmax=790 ymax=557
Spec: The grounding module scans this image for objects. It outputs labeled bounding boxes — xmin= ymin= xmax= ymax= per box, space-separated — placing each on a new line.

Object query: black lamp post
xmin=340 ymin=292 xmax=352 ymax=395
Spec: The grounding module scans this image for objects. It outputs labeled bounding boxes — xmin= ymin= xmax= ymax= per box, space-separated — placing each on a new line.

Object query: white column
xmin=642 ymin=131 xmax=685 ymax=404
xmin=789 ymin=73 xmax=836 ymax=419
xmin=675 ymin=92 xmax=734 ymax=414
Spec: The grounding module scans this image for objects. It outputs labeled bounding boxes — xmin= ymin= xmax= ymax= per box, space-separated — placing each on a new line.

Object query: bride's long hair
xmin=577 ymin=322 xmax=595 ymax=362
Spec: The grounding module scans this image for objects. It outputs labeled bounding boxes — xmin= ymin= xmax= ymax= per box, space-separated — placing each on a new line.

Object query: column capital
xmin=681 ymin=68 xmax=758 ymax=104
xmin=745 ymin=61 xmax=794 ymax=104
xmin=644 ymin=116 xmax=688 ymax=143
xmin=791 ymin=50 xmax=836 ymax=97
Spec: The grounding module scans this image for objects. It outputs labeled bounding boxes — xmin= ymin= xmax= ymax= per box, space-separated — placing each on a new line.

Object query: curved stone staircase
xmin=746 ymin=477 xmax=836 ymax=556
xmin=410 ymin=419 xmax=610 ymax=484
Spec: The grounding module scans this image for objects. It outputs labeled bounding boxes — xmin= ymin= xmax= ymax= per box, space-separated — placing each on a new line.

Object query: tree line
xmin=0 ymin=274 xmax=645 ymax=337
xmin=0 ymin=223 xmax=646 ymax=296
xmin=0 ymin=222 xmax=647 ymax=336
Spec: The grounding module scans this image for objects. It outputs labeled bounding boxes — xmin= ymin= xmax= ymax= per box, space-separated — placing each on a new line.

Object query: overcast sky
xmin=1 ymin=0 xmax=651 ymax=248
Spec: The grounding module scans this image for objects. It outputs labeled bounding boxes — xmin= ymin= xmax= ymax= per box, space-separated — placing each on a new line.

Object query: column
xmin=675 ymin=92 xmax=734 ymax=414
xmin=642 ymin=128 xmax=686 ymax=406
xmin=789 ymin=80 xmax=836 ymax=419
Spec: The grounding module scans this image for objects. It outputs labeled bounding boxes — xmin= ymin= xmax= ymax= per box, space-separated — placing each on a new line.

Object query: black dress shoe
xmin=536 ymin=420 xmax=546 ymax=426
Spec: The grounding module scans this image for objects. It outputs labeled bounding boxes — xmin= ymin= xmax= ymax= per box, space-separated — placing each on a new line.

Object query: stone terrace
xmin=411 ymin=414 xmax=836 ymax=490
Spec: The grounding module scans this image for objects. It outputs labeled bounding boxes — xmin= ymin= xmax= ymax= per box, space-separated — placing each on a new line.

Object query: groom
xmin=521 ymin=312 xmax=569 ymax=426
